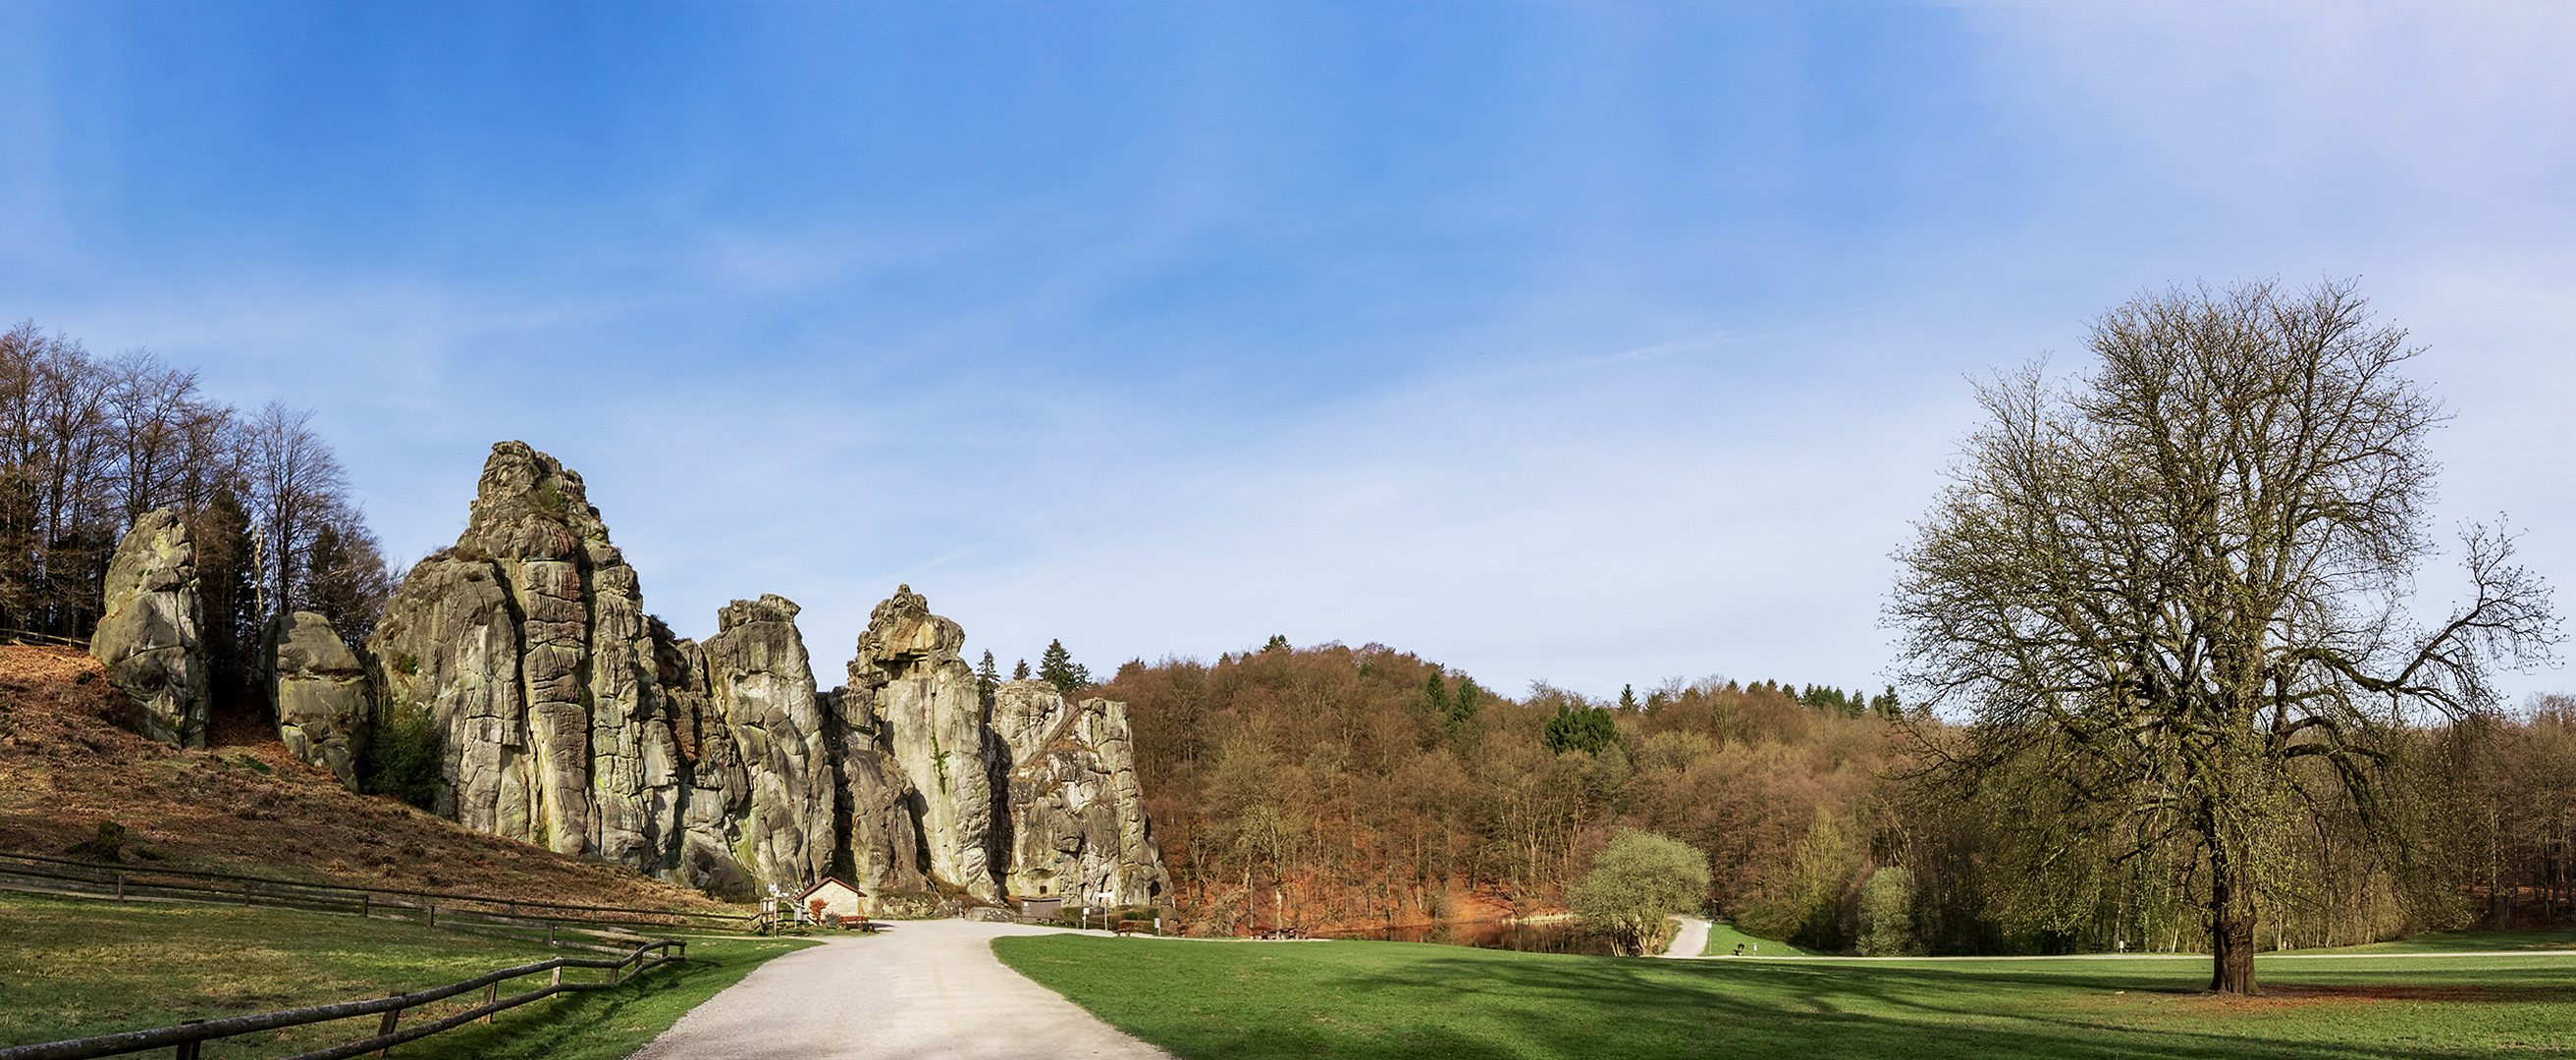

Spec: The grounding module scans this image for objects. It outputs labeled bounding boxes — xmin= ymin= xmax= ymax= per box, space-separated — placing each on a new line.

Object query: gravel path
xmin=1662 ymin=916 xmax=1710 ymax=959
xmin=630 ymin=920 xmax=1172 ymax=1060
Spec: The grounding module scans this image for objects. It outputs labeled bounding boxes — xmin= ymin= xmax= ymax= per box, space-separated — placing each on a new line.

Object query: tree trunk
xmin=2208 ymin=848 xmax=2260 ymax=995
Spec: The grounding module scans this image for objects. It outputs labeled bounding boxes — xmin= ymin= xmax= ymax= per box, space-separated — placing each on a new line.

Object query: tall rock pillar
xmin=700 ymin=595 xmax=837 ymax=892
xmin=90 ymin=508 xmax=210 ymax=749
xmin=369 ymin=442 xmax=671 ymax=860
xmin=845 ymin=586 xmax=999 ymax=900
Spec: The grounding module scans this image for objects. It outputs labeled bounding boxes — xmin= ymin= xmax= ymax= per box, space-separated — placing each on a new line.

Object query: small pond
xmin=1319 ymin=919 xmax=1622 ymax=956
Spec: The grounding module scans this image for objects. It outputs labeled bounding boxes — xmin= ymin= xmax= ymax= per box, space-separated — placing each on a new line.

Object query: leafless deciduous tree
xmin=1889 ymin=279 xmax=2559 ymax=994
xmin=243 ymin=400 xmax=349 ymax=617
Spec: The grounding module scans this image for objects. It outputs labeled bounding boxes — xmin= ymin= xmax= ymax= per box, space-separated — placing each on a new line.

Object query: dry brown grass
xmin=0 ymin=646 xmax=733 ymax=914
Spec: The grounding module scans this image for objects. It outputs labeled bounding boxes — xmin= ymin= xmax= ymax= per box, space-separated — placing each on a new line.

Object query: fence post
xmin=361 ymin=892 xmax=370 ymax=919
xmin=428 ymin=902 xmax=436 ymax=928
xmin=175 ymin=1019 xmax=203 ymax=1059
xmin=550 ymin=967 xmax=562 ymax=986
xmin=243 ymin=880 xmax=254 ymax=907
xmin=484 ymin=982 xmax=497 ymax=1024
xmin=375 ymin=996 xmax=402 ymax=1057
xmin=115 ymin=872 xmax=125 ymax=901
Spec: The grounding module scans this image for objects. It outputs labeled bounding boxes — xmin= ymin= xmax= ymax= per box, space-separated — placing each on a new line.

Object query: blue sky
xmin=6 ymin=2 xmax=2572 ymax=702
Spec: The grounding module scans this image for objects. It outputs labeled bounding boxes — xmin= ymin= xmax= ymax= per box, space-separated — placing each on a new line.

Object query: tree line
xmin=0 ymin=321 xmax=391 ymax=712
xmin=1097 ymin=640 xmax=2576 ymax=956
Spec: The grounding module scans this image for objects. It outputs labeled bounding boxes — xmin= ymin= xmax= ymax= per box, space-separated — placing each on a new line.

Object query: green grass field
xmin=0 ymin=890 xmax=812 ymax=1060
xmin=995 ymin=933 xmax=2576 ymax=1059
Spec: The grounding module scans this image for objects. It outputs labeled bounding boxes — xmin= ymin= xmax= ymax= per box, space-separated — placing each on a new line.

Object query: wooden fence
xmin=0 ymin=938 xmax=685 ymax=1060
xmin=0 ymin=852 xmax=759 ymax=948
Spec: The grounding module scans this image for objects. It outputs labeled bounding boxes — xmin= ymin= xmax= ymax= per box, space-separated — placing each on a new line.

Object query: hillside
xmin=0 ymin=646 xmax=734 ymax=915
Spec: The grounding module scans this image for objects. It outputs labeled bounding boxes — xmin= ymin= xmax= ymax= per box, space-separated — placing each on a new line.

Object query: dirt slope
xmin=0 ymin=646 xmax=734 ymax=915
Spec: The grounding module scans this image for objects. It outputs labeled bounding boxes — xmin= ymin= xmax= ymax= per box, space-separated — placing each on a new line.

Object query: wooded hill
xmin=1102 ymin=640 xmax=2576 ymax=952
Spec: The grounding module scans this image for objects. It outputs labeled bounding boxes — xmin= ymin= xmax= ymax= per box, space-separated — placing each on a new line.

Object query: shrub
xmin=1573 ymin=829 xmax=1711 ymax=955
xmin=362 ymin=709 xmax=444 ymax=811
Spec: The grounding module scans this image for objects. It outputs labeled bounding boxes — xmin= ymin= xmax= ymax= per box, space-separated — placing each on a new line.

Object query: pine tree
xmin=977 ymin=650 xmax=999 ymax=697
xmin=1448 ymin=676 xmax=1482 ymax=733
xmin=1543 ymin=703 xmax=1622 ymax=755
xmin=1619 ymin=684 xmax=1638 ymax=712
xmin=1012 ymin=659 xmax=1030 ymax=681
xmin=1037 ymin=639 xmax=1090 ymax=697
xmin=1262 ymin=634 xmax=1289 ymax=653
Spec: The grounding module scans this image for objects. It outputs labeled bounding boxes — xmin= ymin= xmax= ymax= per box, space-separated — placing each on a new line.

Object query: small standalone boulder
xmin=266 ymin=611 xmax=371 ymax=786
xmin=89 ymin=508 xmax=209 ymax=748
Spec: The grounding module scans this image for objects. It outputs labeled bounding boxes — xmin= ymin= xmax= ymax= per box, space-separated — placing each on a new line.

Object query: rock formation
xmin=698 ymin=595 xmax=836 ymax=892
xmin=993 ymin=681 xmax=1172 ymax=907
xmin=266 ymin=610 xmax=371 ymax=786
xmin=843 ymin=586 xmax=999 ymax=899
xmin=90 ymin=508 xmax=209 ymax=749
xmin=364 ymin=441 xmax=1168 ymax=915
xmin=370 ymin=442 xmax=663 ymax=859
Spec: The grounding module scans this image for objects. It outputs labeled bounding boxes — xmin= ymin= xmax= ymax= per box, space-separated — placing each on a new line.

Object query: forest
xmin=1099 ymin=640 xmax=2576 ymax=954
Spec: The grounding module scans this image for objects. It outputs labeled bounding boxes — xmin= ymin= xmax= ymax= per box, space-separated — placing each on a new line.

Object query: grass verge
xmin=0 ymin=890 xmax=812 ymax=1059
xmin=1697 ymin=920 xmax=1809 ymax=957
xmin=993 ymin=934 xmax=2576 ymax=1060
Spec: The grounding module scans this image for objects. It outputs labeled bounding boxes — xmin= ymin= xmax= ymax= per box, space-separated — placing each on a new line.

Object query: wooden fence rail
xmin=0 ymin=939 xmax=684 ymax=1060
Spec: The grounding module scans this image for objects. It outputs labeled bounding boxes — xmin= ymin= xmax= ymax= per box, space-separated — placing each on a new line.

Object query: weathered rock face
xmin=266 ymin=611 xmax=371 ymax=786
xmin=824 ymin=684 xmax=929 ymax=896
xmin=699 ymin=595 xmax=836 ymax=892
xmin=367 ymin=443 xmax=1168 ymax=914
xmin=993 ymin=681 xmax=1171 ymax=908
xmin=844 ymin=586 xmax=999 ymax=900
xmin=90 ymin=508 xmax=209 ymax=749
xmin=370 ymin=442 xmax=663 ymax=859
xmin=646 ymin=623 xmax=751 ymax=898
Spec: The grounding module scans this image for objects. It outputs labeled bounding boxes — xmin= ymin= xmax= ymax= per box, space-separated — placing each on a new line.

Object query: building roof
xmin=797 ymin=876 xmax=868 ymax=900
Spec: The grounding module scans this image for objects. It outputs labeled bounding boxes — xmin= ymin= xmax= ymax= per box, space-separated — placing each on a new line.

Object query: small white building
xmin=798 ymin=877 xmax=870 ymax=927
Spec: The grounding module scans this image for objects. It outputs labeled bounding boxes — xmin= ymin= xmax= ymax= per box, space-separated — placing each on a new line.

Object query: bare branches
xmin=1887 ymin=279 xmax=2553 ymax=993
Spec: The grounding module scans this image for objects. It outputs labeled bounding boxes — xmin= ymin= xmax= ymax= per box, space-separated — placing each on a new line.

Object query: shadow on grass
xmin=1002 ymin=936 xmax=2572 ymax=1060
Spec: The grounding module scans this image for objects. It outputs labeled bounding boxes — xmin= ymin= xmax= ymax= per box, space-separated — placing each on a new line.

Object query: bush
xmin=362 ymin=709 xmax=444 ymax=811
xmin=1573 ymin=829 xmax=1711 ymax=955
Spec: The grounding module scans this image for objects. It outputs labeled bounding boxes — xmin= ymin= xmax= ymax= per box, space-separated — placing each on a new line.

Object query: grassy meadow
xmin=994 ymin=933 xmax=2576 ymax=1060
xmin=0 ymin=890 xmax=811 ymax=1060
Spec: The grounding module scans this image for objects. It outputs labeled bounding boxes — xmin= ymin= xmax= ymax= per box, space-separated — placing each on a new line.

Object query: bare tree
xmin=300 ymin=516 xmax=393 ymax=645
xmin=103 ymin=350 xmax=236 ymax=522
xmin=243 ymin=401 xmax=350 ymax=619
xmin=1890 ymin=279 xmax=2558 ymax=994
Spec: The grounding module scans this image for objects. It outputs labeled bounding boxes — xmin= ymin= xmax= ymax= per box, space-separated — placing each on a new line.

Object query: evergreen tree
xmin=1619 ymin=684 xmax=1638 ymax=712
xmin=977 ymin=650 xmax=1000 ymax=697
xmin=191 ymin=486 xmax=260 ymax=716
xmin=1421 ymin=672 xmax=1449 ymax=717
xmin=1262 ymin=633 xmax=1289 ymax=653
xmin=1543 ymin=703 xmax=1622 ymax=755
xmin=1448 ymin=676 xmax=1482 ymax=733
xmin=1037 ymin=638 xmax=1092 ymax=696
xmin=1012 ymin=659 xmax=1030 ymax=681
